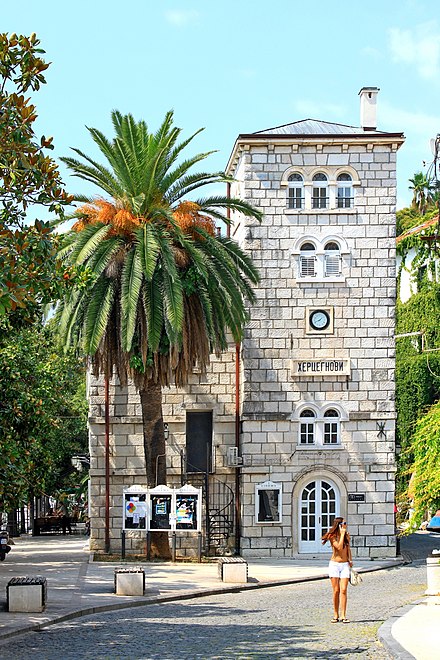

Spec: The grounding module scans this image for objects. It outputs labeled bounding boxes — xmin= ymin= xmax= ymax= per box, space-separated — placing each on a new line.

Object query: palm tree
xmin=56 ymin=111 xmax=262 ymax=557
xmin=409 ymin=172 xmax=434 ymax=215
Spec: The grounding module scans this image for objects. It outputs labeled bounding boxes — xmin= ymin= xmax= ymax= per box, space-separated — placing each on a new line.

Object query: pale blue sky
xmin=4 ymin=0 xmax=440 ymax=210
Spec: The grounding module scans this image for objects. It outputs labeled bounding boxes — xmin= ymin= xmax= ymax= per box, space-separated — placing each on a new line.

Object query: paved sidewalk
xmin=0 ymin=534 xmax=434 ymax=658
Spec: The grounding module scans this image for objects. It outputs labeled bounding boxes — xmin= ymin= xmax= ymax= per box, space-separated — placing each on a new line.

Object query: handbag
xmin=349 ymin=567 xmax=363 ymax=586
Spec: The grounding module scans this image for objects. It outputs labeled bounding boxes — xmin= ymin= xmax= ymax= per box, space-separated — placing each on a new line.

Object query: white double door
xmin=299 ymin=479 xmax=339 ymax=553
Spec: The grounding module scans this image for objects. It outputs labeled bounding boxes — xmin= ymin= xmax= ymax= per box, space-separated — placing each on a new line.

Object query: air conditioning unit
xmin=227 ymin=447 xmax=243 ymax=467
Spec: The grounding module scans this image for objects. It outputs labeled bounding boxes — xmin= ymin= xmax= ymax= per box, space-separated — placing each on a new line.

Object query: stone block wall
xmin=87 ymin=127 xmax=402 ymax=560
xmin=227 ymin=137 xmax=400 ymax=558
xmin=88 ymin=348 xmax=238 ymax=555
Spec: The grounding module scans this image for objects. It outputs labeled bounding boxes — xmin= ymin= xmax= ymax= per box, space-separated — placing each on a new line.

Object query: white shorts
xmin=328 ymin=561 xmax=350 ymax=579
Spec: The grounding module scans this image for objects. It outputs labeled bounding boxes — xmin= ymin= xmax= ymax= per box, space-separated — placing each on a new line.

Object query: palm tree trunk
xmin=139 ymin=379 xmax=171 ymax=559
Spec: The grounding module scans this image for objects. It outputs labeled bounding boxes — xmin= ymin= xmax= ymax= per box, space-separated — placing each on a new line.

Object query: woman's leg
xmin=339 ymin=577 xmax=349 ymax=619
xmin=330 ymin=577 xmax=340 ymax=619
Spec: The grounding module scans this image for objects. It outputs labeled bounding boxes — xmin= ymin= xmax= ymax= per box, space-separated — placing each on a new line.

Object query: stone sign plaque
xmin=291 ymin=358 xmax=350 ymax=377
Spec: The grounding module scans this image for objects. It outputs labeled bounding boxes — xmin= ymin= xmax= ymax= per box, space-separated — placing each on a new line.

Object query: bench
xmin=114 ymin=568 xmax=145 ymax=596
xmin=7 ymin=576 xmax=47 ymax=612
xmin=218 ymin=556 xmax=248 ymax=583
xmin=34 ymin=516 xmax=63 ymax=535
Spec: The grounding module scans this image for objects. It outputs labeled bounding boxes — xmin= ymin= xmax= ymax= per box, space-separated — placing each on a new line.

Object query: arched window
xmin=337 ymin=173 xmax=353 ymax=208
xmin=297 ymin=407 xmax=343 ymax=446
xmin=299 ymin=241 xmax=317 ymax=278
xmin=299 ymin=409 xmax=316 ymax=444
xmin=287 ymin=173 xmax=304 ymax=209
xmin=323 ymin=409 xmax=340 ymax=444
xmin=324 ymin=241 xmax=341 ymax=277
xmin=312 ymin=173 xmax=328 ymax=209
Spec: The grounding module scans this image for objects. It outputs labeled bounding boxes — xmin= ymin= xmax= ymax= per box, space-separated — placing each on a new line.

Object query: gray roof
xmin=252 ymin=119 xmax=393 ymax=136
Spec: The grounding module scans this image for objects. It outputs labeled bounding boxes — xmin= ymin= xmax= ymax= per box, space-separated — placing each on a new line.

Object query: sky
xmin=3 ymin=0 xmax=440 ymax=210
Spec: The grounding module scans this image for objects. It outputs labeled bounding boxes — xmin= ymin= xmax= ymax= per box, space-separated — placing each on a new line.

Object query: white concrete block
xmin=221 ymin=562 xmax=248 ymax=583
xmin=115 ymin=570 xmax=145 ymax=596
xmin=8 ymin=585 xmax=45 ymax=612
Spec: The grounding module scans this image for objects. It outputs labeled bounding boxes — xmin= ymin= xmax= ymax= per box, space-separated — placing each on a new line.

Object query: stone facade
xmin=88 ymin=91 xmax=404 ymax=559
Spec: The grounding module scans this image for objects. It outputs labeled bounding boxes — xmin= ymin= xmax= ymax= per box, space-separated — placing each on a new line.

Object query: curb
xmin=0 ymin=558 xmax=405 ymax=643
xmin=378 ymin=600 xmax=422 ymax=660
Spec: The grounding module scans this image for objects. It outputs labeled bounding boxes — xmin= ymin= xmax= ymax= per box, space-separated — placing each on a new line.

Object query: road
xmin=0 ymin=532 xmax=438 ymax=660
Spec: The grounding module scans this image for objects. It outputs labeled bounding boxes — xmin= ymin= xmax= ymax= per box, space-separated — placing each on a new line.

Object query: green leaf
xmin=84 ymin=278 xmax=115 ymax=354
xmin=120 ymin=248 xmax=143 ymax=352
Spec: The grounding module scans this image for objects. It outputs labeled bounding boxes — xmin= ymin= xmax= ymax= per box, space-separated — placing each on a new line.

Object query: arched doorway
xmin=298 ymin=478 xmax=340 ymax=553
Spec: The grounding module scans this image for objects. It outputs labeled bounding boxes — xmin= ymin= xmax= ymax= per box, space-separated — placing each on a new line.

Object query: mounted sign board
xmin=175 ymin=485 xmax=202 ymax=531
xmin=348 ymin=493 xmax=366 ymax=502
xmin=149 ymin=485 xmax=174 ymax=531
xmin=255 ymin=480 xmax=282 ymax=524
xmin=291 ymin=358 xmax=351 ymax=378
xmin=122 ymin=486 xmax=148 ymax=531
xmin=122 ymin=485 xmax=202 ymax=532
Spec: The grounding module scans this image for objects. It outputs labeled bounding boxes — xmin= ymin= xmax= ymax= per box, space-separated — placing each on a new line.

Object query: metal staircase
xmin=181 ymin=452 xmax=235 ymax=555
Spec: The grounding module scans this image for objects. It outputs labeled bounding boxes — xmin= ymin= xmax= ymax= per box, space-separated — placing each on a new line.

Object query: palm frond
xmin=166 ymin=171 xmax=226 ymax=205
xmin=86 ymin=237 xmax=125 ymax=278
xmin=143 ymin=275 xmax=163 ymax=352
xmin=84 ymin=278 xmax=116 ymax=354
xmin=155 ymin=230 xmax=184 ymax=336
xmin=61 ymin=152 xmax=124 ymax=199
xmin=70 ymin=224 xmax=111 ymax=265
xmin=56 ymin=289 xmax=84 ymax=348
xmin=195 ymin=195 xmax=264 ymax=222
xmin=137 ymin=223 xmax=160 ymax=281
xmin=120 ymin=248 xmax=143 ymax=352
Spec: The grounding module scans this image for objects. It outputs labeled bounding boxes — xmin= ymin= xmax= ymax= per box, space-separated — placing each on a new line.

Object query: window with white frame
xmin=299 ymin=409 xmax=315 ymax=444
xmin=323 ymin=409 xmax=340 ymax=444
xmin=281 ymin=167 xmax=359 ymax=212
xmin=299 ymin=241 xmax=317 ymax=278
xmin=287 ymin=173 xmax=304 ymax=209
xmin=312 ymin=173 xmax=328 ymax=209
xmin=298 ymin=408 xmax=341 ymax=446
xmin=296 ymin=237 xmax=345 ymax=281
xmin=337 ymin=173 xmax=354 ymax=208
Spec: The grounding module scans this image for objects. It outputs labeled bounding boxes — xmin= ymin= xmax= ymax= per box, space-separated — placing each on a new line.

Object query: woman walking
xmin=322 ymin=517 xmax=353 ymax=623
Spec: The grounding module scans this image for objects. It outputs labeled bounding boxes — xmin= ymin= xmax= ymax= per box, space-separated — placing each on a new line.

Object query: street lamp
xmin=71 ymin=455 xmax=90 ymax=472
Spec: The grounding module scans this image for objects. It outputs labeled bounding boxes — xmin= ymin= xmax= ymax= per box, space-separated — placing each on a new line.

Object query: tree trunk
xmin=139 ymin=379 xmax=171 ymax=560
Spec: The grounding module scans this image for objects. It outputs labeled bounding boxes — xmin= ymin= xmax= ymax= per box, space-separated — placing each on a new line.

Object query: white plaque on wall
xmin=291 ymin=358 xmax=351 ymax=377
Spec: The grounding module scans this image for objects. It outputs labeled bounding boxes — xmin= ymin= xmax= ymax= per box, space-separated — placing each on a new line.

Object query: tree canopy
xmin=57 ymin=110 xmax=262 ymax=390
xmin=0 ymin=319 xmax=88 ymax=511
xmin=0 ymin=33 xmax=79 ymax=322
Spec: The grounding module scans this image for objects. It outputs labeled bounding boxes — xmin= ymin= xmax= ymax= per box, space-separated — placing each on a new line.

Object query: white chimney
xmin=359 ymin=87 xmax=379 ymax=131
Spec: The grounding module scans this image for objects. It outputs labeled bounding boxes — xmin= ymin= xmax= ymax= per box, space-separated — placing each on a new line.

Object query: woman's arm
xmin=331 ymin=530 xmax=345 ymax=551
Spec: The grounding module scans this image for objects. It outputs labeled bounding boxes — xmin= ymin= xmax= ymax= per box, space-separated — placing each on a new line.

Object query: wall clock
xmin=306 ymin=307 xmax=334 ymax=334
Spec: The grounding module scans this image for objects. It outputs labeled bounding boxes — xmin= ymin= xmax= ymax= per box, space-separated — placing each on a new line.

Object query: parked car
xmin=427 ymin=512 xmax=440 ymax=533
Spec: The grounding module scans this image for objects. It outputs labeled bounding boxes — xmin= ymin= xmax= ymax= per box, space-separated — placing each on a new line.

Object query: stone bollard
xmin=114 ymin=567 xmax=145 ymax=596
xmin=425 ymin=549 xmax=440 ymax=595
xmin=7 ymin=576 xmax=47 ymax=612
xmin=218 ymin=557 xmax=248 ymax=583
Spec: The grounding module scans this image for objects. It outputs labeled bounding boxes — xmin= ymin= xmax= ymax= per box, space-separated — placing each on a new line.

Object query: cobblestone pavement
xmin=0 ymin=561 xmax=426 ymax=660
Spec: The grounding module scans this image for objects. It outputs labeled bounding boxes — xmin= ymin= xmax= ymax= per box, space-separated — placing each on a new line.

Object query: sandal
xmin=331 ymin=617 xmax=339 ymax=623
xmin=341 ymin=618 xmax=350 ymax=623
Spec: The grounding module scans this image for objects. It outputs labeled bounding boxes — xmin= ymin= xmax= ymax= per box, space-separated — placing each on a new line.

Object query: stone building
xmin=88 ymin=88 xmax=404 ymax=559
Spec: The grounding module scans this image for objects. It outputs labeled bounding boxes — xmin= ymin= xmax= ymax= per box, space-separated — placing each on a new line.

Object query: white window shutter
xmin=300 ymin=256 xmax=316 ymax=277
xmin=325 ymin=255 xmax=341 ymax=276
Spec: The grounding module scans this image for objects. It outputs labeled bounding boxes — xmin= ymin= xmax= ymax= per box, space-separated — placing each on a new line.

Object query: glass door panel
xmin=299 ymin=479 xmax=339 ymax=553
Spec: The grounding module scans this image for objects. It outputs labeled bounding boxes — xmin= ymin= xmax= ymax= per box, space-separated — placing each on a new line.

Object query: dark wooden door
xmin=186 ymin=411 xmax=212 ymax=473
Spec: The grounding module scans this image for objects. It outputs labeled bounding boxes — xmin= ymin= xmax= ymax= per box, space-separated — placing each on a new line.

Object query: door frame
xmin=185 ymin=409 xmax=213 ymax=473
xmin=291 ymin=468 xmax=347 ymax=556
xmin=298 ymin=478 xmax=340 ymax=553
